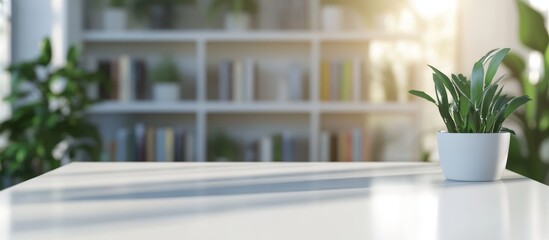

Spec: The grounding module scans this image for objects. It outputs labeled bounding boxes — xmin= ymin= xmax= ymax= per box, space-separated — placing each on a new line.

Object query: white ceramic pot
xmin=437 ymin=132 xmax=510 ymax=181
xmin=153 ymin=83 xmax=180 ymax=102
xmin=321 ymin=5 xmax=345 ymax=32
xmin=103 ymin=8 xmax=127 ymax=31
xmin=224 ymin=12 xmax=251 ymax=31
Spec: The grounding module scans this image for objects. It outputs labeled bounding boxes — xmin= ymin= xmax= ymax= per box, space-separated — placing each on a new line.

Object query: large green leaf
xmin=408 ymin=90 xmax=436 ymax=104
xmin=504 ymin=95 xmax=531 ymax=118
xmin=471 ymin=61 xmax=485 ymax=107
xmin=485 ymin=48 xmax=510 ymax=86
xmin=502 ymin=51 xmax=526 ymax=81
xmin=429 ymin=65 xmax=458 ymax=100
xmin=516 ymin=0 xmax=549 ymax=52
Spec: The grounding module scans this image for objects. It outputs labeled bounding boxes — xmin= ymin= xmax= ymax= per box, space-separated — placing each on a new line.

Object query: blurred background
xmin=0 ymin=0 xmax=548 ymax=186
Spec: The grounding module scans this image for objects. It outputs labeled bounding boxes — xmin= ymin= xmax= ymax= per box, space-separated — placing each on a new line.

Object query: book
xmin=272 ymin=134 xmax=283 ymax=162
xmin=329 ymin=133 xmax=338 ymax=162
xmin=185 ymin=133 xmax=195 ymax=162
xmin=97 ymin=60 xmax=112 ymax=100
xmin=118 ymin=55 xmax=132 ymax=101
xmin=352 ymin=128 xmax=362 ymax=162
xmin=165 ymin=128 xmax=174 ymax=162
xmin=352 ymin=57 xmax=362 ymax=102
xmin=337 ymin=131 xmax=346 ymax=162
xmin=127 ymin=127 xmax=136 ymax=161
xmin=232 ymin=59 xmax=244 ymax=102
xmin=287 ymin=64 xmax=303 ymax=101
xmin=146 ymin=126 xmax=155 ymax=162
xmin=155 ymin=127 xmax=165 ymax=162
xmin=116 ymin=128 xmax=127 ymax=162
xmin=174 ymin=128 xmax=184 ymax=161
xmin=135 ymin=123 xmax=146 ymax=162
xmin=320 ymin=61 xmax=330 ymax=101
xmin=218 ymin=61 xmax=232 ymax=101
xmin=320 ymin=131 xmax=330 ymax=162
xmin=134 ymin=60 xmax=148 ymax=100
xmin=341 ymin=61 xmax=352 ymax=101
xmin=260 ymin=136 xmax=273 ymax=162
xmin=330 ymin=61 xmax=341 ymax=101
xmin=282 ymin=132 xmax=293 ymax=162
xmin=244 ymin=58 xmax=255 ymax=102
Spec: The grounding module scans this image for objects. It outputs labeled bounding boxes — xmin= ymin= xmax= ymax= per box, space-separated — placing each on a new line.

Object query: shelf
xmin=87 ymin=101 xmax=418 ymax=114
xmin=83 ymin=31 xmax=422 ymax=43
xmin=319 ymin=102 xmax=419 ymax=113
xmin=206 ymin=102 xmax=312 ymax=113
xmin=87 ymin=101 xmax=198 ymax=114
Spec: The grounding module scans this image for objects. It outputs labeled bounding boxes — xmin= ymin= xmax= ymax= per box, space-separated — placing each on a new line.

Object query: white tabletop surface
xmin=1 ymin=162 xmax=548 ymax=240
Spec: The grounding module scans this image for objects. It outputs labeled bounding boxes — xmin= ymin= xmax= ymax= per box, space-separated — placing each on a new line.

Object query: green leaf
xmin=408 ymin=90 xmax=436 ymax=104
xmin=485 ymin=48 xmax=510 ymax=86
xmin=429 ymin=65 xmax=458 ymax=100
xmin=504 ymin=95 xmax=531 ymax=118
xmin=480 ymin=48 xmax=499 ymax=64
xmin=502 ymin=51 xmax=526 ymax=81
xmin=501 ymin=127 xmax=516 ymax=135
xmin=517 ymin=0 xmax=549 ymax=52
xmin=37 ymin=38 xmax=52 ymax=66
xmin=471 ymin=61 xmax=485 ymax=107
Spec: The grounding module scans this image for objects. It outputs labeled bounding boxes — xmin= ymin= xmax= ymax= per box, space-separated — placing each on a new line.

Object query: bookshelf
xmin=64 ymin=0 xmax=427 ymax=163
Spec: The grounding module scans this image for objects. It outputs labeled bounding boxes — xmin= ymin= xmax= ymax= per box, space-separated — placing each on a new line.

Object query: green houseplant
xmin=131 ymin=0 xmax=195 ymax=29
xmin=207 ymin=131 xmax=240 ymax=162
xmin=151 ymin=56 xmax=181 ymax=102
xmin=409 ymin=48 xmax=530 ymax=181
xmin=0 ymin=38 xmax=105 ymax=188
xmin=502 ymin=0 xmax=549 ymax=183
xmin=103 ymin=0 xmax=127 ymax=31
xmin=209 ymin=0 xmax=258 ymax=30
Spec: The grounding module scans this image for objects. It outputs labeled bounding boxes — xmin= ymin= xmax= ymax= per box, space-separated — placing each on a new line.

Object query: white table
xmin=1 ymin=162 xmax=548 ymax=240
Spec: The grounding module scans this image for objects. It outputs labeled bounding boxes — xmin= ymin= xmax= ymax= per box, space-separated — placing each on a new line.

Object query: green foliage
xmin=150 ymin=56 xmax=181 ymax=83
xmin=0 ymin=38 xmax=106 ymax=188
xmin=130 ymin=0 xmax=195 ymax=18
xmin=207 ymin=131 xmax=239 ymax=161
xmin=109 ymin=0 xmax=126 ymax=8
xmin=208 ymin=0 xmax=258 ymax=20
xmin=500 ymin=0 xmax=549 ymax=183
xmin=409 ymin=48 xmax=530 ymax=134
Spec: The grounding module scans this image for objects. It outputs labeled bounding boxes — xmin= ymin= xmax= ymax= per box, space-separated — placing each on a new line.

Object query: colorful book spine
xmin=218 ymin=61 xmax=232 ymax=101
xmin=320 ymin=131 xmax=330 ymax=162
xmin=260 ymin=136 xmax=273 ymax=162
xmin=135 ymin=123 xmax=146 ymax=162
xmin=185 ymin=133 xmax=195 ymax=162
xmin=352 ymin=57 xmax=362 ymax=102
xmin=244 ymin=58 xmax=255 ymax=102
xmin=341 ymin=61 xmax=352 ymax=101
xmin=320 ymin=61 xmax=330 ymax=101
xmin=116 ymin=128 xmax=127 ymax=162
xmin=165 ymin=128 xmax=174 ymax=162
xmin=155 ymin=127 xmax=165 ymax=162
xmin=118 ymin=55 xmax=132 ymax=101
xmin=330 ymin=61 xmax=341 ymax=101
xmin=232 ymin=60 xmax=244 ymax=102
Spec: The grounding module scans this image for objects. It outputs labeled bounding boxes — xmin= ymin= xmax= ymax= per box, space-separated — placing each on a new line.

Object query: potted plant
xmin=103 ymin=0 xmax=127 ymax=31
xmin=409 ymin=48 xmax=530 ymax=181
xmin=0 ymin=38 xmax=105 ymax=188
xmin=208 ymin=131 xmax=240 ymax=162
xmin=131 ymin=0 xmax=195 ymax=29
xmin=151 ymin=56 xmax=181 ymax=102
xmin=209 ymin=0 xmax=258 ymax=30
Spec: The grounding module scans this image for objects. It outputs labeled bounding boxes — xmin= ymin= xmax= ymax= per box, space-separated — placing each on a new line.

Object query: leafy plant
xmin=208 ymin=0 xmax=258 ymax=20
xmin=501 ymin=0 xmax=549 ymax=182
xmin=150 ymin=56 xmax=181 ymax=83
xmin=0 ymin=38 xmax=105 ymax=188
xmin=130 ymin=0 xmax=195 ymax=19
xmin=409 ymin=48 xmax=530 ymax=134
xmin=207 ymin=131 xmax=239 ymax=161
xmin=109 ymin=0 xmax=126 ymax=8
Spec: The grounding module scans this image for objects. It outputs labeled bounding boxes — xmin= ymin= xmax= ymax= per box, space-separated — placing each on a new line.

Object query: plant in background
xmin=151 ymin=56 xmax=181 ymax=83
xmin=151 ymin=56 xmax=181 ymax=102
xmin=410 ymin=48 xmax=530 ymax=134
xmin=0 ymin=38 xmax=105 ymax=187
xmin=207 ymin=131 xmax=239 ymax=162
xmin=109 ymin=0 xmax=126 ymax=8
xmin=131 ymin=0 xmax=195 ymax=29
xmin=502 ymin=0 xmax=549 ymax=182
xmin=209 ymin=0 xmax=258 ymax=17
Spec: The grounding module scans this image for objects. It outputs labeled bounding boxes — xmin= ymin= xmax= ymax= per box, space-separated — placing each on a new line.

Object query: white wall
xmin=457 ymin=0 xmax=526 ymax=73
xmin=11 ymin=0 xmax=53 ymax=62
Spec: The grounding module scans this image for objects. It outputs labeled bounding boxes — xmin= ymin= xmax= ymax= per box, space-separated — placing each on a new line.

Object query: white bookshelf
xmin=65 ymin=0 xmax=425 ymax=162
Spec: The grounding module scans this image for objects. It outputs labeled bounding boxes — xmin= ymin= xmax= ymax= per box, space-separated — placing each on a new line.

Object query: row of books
xmin=244 ymin=133 xmax=308 ymax=162
xmin=319 ymin=129 xmax=370 ymax=162
xmin=320 ymin=58 xmax=363 ymax=102
xmin=91 ymin=56 xmax=149 ymax=101
xmin=217 ymin=59 xmax=305 ymax=102
xmin=103 ymin=124 xmax=195 ymax=162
